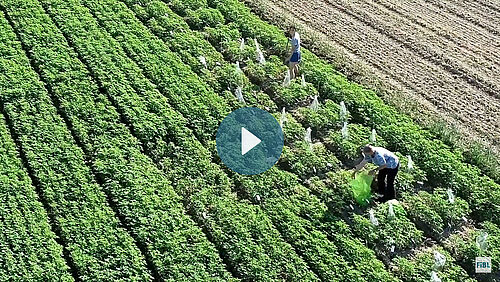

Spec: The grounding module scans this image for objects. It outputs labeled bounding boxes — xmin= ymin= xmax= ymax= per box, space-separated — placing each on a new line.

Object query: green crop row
xmin=163 ymin=8 xmax=486 ymax=280
xmin=222 ymin=41 xmax=473 ymax=267
xmin=89 ymin=0 xmax=401 ymax=279
xmin=118 ymin=0 xmax=350 ymax=196
xmin=108 ymin=1 xmax=495 ymax=280
xmin=83 ymin=0 xmax=370 ymax=280
xmin=392 ymin=245 xmax=475 ymax=282
xmin=205 ymin=0 xmax=500 ymax=225
xmin=444 ymin=221 xmax=500 ymax=278
xmin=298 ymin=108 xmax=472 ymax=242
xmin=233 ymin=167 xmax=398 ymax=281
xmin=120 ymin=0 xmax=277 ymax=112
xmin=119 ymin=1 xmax=470 ymax=279
xmin=351 ymin=201 xmax=424 ymax=258
xmin=6 ymin=0 xmax=235 ymax=279
xmin=116 ymin=1 xmax=405 ymax=280
xmin=312 ymin=114 xmax=474 ymax=238
xmin=0 ymin=8 xmax=152 ymax=280
xmin=44 ymin=0 xmax=488 ymax=278
xmin=155 ymin=0 xmax=471 ymax=226
xmin=402 ymin=190 xmax=471 ymax=238
xmin=0 ymin=112 xmax=73 ymax=281
xmin=307 ymin=170 xmax=477 ymax=281
xmin=194 ymin=21 xmax=445 ymax=258
xmin=305 ymin=122 xmax=475 ymax=265
xmin=40 ymin=0 xmax=318 ymax=279
xmin=118 ymin=0 xmax=341 ymax=181
xmin=85 ymin=0 xmax=231 ymax=145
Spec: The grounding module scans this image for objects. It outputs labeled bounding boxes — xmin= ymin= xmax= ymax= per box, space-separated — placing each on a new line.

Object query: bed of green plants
xmin=0 ymin=9 xmax=151 ymax=280
xmin=117 ymin=0 xmax=499 ymax=279
xmin=0 ymin=0 xmax=498 ymax=280
xmin=0 ymin=113 xmax=73 ymax=281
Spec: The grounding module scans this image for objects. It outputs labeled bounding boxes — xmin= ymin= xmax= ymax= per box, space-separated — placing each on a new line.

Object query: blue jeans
xmin=290 ymin=51 xmax=301 ymax=63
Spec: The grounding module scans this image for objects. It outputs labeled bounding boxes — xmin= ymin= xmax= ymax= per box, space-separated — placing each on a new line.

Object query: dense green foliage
xmin=444 ymin=222 xmax=500 ymax=278
xmin=0 ymin=113 xmax=73 ymax=281
xmin=392 ymin=246 xmax=475 ymax=282
xmin=0 ymin=8 xmax=151 ymax=280
xmin=0 ymin=0 xmax=496 ymax=280
xmin=41 ymin=0 xmax=319 ymax=279
xmin=3 ymin=0 xmax=234 ymax=279
xmin=205 ymin=0 xmax=500 ymax=226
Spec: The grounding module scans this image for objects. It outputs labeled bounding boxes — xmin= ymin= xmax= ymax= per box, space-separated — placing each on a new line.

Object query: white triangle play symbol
xmin=241 ymin=127 xmax=261 ymax=155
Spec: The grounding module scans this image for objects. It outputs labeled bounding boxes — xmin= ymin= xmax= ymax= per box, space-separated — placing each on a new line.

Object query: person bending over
xmin=354 ymin=145 xmax=400 ymax=202
xmin=286 ymin=26 xmax=301 ymax=79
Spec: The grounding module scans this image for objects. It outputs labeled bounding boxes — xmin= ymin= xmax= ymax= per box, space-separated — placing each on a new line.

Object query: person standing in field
xmin=286 ymin=26 xmax=301 ymax=79
xmin=354 ymin=145 xmax=400 ymax=202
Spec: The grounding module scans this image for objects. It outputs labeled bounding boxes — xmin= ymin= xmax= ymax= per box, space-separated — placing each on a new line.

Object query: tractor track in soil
xmin=248 ymin=0 xmax=500 ymax=149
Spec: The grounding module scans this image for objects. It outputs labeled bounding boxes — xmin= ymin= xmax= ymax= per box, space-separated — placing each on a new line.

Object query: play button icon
xmin=241 ymin=127 xmax=261 ymax=155
xmin=216 ymin=107 xmax=284 ymax=175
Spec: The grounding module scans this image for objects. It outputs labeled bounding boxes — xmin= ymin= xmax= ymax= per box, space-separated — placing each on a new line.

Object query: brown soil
xmin=244 ymin=0 xmax=500 ymax=151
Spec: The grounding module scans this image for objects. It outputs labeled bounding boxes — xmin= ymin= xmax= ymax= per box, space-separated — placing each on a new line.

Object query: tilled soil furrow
xmin=244 ymin=0 xmax=500 ymax=156
xmin=269 ymin=0 xmax=500 ymax=146
xmin=357 ymin=0 xmax=500 ymax=78
xmin=425 ymin=0 xmax=500 ymax=36
xmin=372 ymin=0 xmax=500 ymax=64
xmin=446 ymin=0 xmax=500 ymax=29
xmin=469 ymin=0 xmax=500 ymax=14
xmin=324 ymin=0 xmax=500 ymax=99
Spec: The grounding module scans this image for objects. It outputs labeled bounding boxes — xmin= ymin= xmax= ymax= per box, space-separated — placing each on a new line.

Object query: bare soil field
xmin=245 ymin=0 xmax=500 ymax=150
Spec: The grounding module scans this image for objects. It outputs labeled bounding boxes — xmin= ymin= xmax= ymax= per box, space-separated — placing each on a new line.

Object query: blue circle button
xmin=216 ymin=107 xmax=284 ymax=175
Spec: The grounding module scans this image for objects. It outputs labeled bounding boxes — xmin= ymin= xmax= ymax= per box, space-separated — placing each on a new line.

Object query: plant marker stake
xmin=447 ymin=188 xmax=455 ymax=204
xmin=340 ymin=101 xmax=348 ymax=122
xmin=305 ymin=127 xmax=312 ymax=149
xmin=235 ymin=61 xmax=242 ymax=73
xmin=283 ymin=70 xmax=291 ymax=87
xmin=433 ymin=250 xmax=446 ymax=270
xmin=369 ymin=209 xmax=379 ymax=226
xmin=235 ymin=87 xmax=245 ymax=104
xmin=280 ymin=107 xmax=287 ymax=128
xmin=388 ymin=202 xmax=395 ymax=219
xmin=254 ymin=39 xmax=265 ymax=64
xmin=240 ymin=38 xmax=245 ymax=50
xmin=430 ymin=271 xmax=441 ymax=282
xmin=370 ymin=128 xmax=377 ymax=144
xmin=407 ymin=155 xmax=414 ymax=171
xmin=389 ymin=237 xmax=395 ymax=253
xmin=341 ymin=122 xmax=349 ymax=140
xmin=476 ymin=231 xmax=488 ymax=253
xmin=255 ymin=194 xmax=261 ymax=203
xmin=199 ymin=56 xmax=207 ymax=68
xmin=309 ymin=95 xmax=319 ymax=111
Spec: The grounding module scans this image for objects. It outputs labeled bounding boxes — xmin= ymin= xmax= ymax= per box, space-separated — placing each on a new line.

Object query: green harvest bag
xmin=351 ymin=172 xmax=373 ymax=206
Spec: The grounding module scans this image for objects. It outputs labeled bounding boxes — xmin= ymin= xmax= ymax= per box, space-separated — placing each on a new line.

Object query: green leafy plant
xmin=392 ymin=246 xmax=475 ymax=282
xmin=444 ymin=222 xmax=500 ymax=277
xmin=352 ymin=202 xmax=424 ymax=256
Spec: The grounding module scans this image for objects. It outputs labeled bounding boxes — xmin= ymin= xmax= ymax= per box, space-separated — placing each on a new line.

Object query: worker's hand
xmin=369 ymin=169 xmax=377 ymax=176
